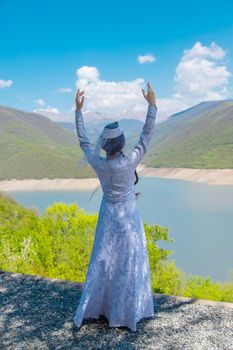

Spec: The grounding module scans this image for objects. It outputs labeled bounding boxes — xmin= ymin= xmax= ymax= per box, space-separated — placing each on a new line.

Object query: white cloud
xmin=75 ymin=65 xmax=187 ymax=122
xmin=34 ymin=98 xmax=46 ymax=106
xmin=72 ymin=42 xmax=232 ymax=123
xmin=57 ymin=87 xmax=73 ymax=93
xmin=156 ymin=98 xmax=189 ymax=117
xmin=33 ymin=107 xmax=75 ymax=123
xmin=77 ymin=66 xmax=99 ymax=83
xmin=173 ymin=41 xmax=232 ymax=105
xmin=76 ymin=66 xmax=150 ymax=120
xmin=0 ymin=79 xmax=13 ymax=88
xmin=33 ymin=106 xmax=60 ymax=114
xmin=73 ymin=66 xmax=191 ymax=122
xmin=33 ymin=106 xmax=61 ymax=122
xmin=34 ymin=106 xmax=76 ymax=123
xmin=182 ymin=41 xmax=226 ymax=60
xmin=137 ymin=54 xmax=156 ymax=64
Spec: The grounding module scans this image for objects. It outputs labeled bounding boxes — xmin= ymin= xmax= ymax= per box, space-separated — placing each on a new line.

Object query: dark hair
xmin=121 ymin=151 xmax=141 ymax=199
xmin=102 ymin=133 xmax=125 ymax=156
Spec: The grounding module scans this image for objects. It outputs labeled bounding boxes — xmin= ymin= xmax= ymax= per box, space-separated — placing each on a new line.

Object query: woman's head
xmin=101 ymin=133 xmax=125 ymax=156
xmin=100 ymin=121 xmax=125 ymax=156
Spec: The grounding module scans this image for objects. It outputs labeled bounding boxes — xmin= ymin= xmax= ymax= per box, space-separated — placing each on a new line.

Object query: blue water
xmin=6 ymin=176 xmax=233 ymax=282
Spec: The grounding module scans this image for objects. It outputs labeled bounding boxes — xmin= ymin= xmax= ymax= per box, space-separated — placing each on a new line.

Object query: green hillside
xmin=1 ymin=101 xmax=232 ymax=181
xmin=0 ymin=106 xmax=96 ymax=179
xmin=143 ymin=100 xmax=233 ymax=168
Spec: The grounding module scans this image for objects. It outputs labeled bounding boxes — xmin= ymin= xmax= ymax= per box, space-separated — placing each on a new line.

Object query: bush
xmin=0 ymin=192 xmax=232 ymax=302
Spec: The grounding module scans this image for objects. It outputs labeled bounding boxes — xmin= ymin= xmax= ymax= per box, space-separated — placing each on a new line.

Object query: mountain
xmin=1 ymin=100 xmax=232 ymax=181
xmin=0 ymin=106 xmax=96 ymax=179
xmin=170 ymin=100 xmax=224 ymax=119
xmin=57 ymin=118 xmax=144 ymax=151
xmin=143 ymin=100 xmax=233 ymax=169
xmin=0 ymin=106 xmax=146 ymax=180
xmin=57 ymin=122 xmax=76 ymax=132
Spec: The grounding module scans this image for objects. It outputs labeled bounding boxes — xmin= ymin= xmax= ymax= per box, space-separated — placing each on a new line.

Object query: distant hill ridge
xmin=0 ymin=106 xmax=143 ymax=180
xmin=144 ymin=100 xmax=233 ymax=169
xmin=0 ymin=100 xmax=233 ymax=180
xmin=0 ymin=105 xmax=94 ymax=179
xmin=58 ymin=118 xmax=144 ymax=145
xmin=170 ymin=100 xmax=226 ymax=119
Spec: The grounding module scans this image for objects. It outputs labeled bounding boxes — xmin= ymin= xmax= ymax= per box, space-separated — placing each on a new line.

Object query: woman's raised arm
xmin=75 ymin=90 xmax=99 ymax=169
xmin=126 ymin=82 xmax=157 ymax=169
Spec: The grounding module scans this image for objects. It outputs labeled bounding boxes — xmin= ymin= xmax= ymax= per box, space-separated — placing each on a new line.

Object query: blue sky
xmin=1 ymin=0 xmax=233 ymax=121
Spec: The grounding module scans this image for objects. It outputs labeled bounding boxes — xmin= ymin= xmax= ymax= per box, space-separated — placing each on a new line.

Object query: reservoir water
xmin=6 ymin=176 xmax=233 ymax=282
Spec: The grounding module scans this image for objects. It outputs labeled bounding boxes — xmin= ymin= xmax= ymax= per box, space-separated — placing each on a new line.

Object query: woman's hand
xmin=142 ymin=82 xmax=156 ymax=106
xmin=75 ymin=89 xmax=84 ymax=112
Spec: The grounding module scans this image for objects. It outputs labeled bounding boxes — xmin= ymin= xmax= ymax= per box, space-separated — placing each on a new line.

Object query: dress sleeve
xmin=75 ymin=110 xmax=99 ymax=169
xmin=127 ymin=104 xmax=157 ymax=169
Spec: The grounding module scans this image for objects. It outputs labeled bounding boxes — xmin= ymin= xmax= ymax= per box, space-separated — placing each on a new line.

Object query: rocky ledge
xmin=0 ymin=270 xmax=232 ymax=350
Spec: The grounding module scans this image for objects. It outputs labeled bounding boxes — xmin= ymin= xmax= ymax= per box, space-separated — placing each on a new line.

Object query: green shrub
xmin=0 ymin=191 xmax=232 ymax=303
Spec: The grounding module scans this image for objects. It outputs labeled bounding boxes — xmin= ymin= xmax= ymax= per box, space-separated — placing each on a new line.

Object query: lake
xmin=6 ymin=176 xmax=233 ymax=282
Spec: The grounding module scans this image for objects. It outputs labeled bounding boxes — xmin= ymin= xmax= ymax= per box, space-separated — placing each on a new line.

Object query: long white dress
xmin=73 ymin=104 xmax=158 ymax=331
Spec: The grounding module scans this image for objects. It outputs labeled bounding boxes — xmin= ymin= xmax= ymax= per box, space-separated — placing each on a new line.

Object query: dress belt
xmin=103 ymin=193 xmax=137 ymax=204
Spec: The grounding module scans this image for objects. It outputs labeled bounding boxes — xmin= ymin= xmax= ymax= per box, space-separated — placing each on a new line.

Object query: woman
xmin=73 ymin=82 xmax=157 ymax=332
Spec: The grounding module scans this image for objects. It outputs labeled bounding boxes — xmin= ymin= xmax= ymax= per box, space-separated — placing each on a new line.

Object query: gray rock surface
xmin=0 ymin=270 xmax=232 ymax=350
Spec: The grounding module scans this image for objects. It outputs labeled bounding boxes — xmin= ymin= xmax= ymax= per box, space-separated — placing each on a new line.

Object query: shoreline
xmin=0 ymin=178 xmax=100 ymax=192
xmin=0 ymin=167 xmax=233 ymax=191
xmin=137 ymin=165 xmax=233 ymax=185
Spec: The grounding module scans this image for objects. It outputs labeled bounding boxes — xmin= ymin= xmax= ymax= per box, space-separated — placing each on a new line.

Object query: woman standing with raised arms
xmin=73 ymin=82 xmax=157 ymax=332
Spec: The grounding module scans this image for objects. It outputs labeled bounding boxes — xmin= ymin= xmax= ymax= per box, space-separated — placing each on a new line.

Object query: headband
xmin=80 ymin=121 xmax=123 ymax=166
xmin=94 ymin=122 xmax=123 ymax=156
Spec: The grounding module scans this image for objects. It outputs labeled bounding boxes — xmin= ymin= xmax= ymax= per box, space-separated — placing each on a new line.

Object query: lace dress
xmin=73 ymin=104 xmax=157 ymax=331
